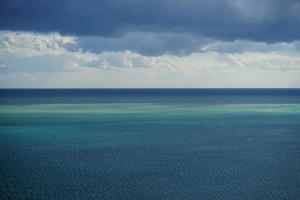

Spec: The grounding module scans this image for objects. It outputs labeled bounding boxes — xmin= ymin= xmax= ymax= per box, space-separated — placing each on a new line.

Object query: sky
xmin=0 ymin=0 xmax=300 ymax=88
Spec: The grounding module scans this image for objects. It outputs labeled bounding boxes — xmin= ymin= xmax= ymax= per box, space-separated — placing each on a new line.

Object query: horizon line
xmin=1 ymin=88 xmax=300 ymax=90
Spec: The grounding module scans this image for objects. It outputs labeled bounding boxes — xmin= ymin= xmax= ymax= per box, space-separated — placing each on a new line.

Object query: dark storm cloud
xmin=0 ymin=0 xmax=300 ymax=55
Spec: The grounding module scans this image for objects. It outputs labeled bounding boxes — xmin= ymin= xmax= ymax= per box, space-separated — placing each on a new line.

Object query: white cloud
xmin=0 ymin=31 xmax=300 ymax=88
xmin=231 ymin=52 xmax=300 ymax=71
xmin=0 ymin=31 xmax=75 ymax=57
xmin=0 ymin=32 xmax=180 ymax=72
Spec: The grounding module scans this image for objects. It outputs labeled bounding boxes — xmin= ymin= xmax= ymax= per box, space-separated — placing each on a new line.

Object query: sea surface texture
xmin=1 ymin=89 xmax=300 ymax=200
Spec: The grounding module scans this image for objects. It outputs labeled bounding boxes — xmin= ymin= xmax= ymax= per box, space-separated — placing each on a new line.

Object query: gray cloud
xmin=0 ymin=0 xmax=299 ymax=44
xmin=74 ymin=32 xmax=210 ymax=56
xmin=201 ymin=40 xmax=300 ymax=53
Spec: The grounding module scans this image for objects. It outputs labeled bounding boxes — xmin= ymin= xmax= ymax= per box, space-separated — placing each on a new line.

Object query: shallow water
xmin=1 ymin=89 xmax=300 ymax=200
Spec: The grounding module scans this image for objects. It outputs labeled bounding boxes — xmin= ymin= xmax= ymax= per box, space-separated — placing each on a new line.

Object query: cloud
xmin=0 ymin=0 xmax=300 ymax=47
xmin=227 ymin=52 xmax=300 ymax=71
xmin=0 ymin=31 xmax=75 ymax=56
xmin=0 ymin=31 xmax=300 ymax=88
xmin=1 ymin=31 xmax=300 ymax=73
xmin=74 ymin=32 xmax=209 ymax=56
xmin=0 ymin=32 xmax=179 ymax=72
xmin=200 ymin=40 xmax=300 ymax=53
xmin=0 ymin=0 xmax=299 ymax=88
xmin=1 ymin=63 xmax=300 ymax=88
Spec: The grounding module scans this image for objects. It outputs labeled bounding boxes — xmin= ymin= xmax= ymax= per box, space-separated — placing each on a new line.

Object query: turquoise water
xmin=1 ymin=89 xmax=300 ymax=199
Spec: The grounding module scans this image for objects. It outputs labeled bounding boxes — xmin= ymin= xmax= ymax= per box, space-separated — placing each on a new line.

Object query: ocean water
xmin=1 ymin=89 xmax=300 ymax=200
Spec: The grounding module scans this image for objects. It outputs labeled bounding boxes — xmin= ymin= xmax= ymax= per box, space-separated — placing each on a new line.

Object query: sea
xmin=0 ymin=89 xmax=300 ymax=200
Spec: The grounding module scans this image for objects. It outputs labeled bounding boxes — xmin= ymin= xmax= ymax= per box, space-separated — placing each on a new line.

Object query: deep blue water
xmin=1 ymin=89 xmax=300 ymax=200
